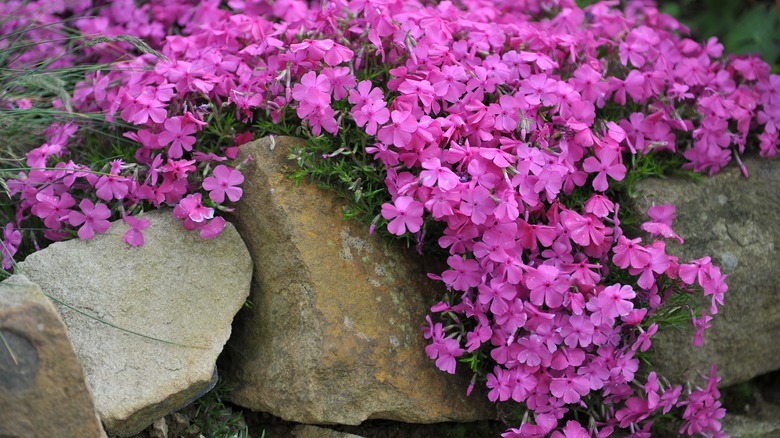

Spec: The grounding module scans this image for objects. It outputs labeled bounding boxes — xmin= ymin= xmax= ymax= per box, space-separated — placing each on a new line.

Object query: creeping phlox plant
xmin=1 ymin=0 xmax=779 ymax=436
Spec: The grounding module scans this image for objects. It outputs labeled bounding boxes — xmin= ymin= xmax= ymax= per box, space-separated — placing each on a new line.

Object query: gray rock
xmin=16 ymin=210 xmax=252 ymax=436
xmin=633 ymin=156 xmax=780 ymax=387
xmin=293 ymin=425 xmax=366 ymax=438
xmin=0 ymin=274 xmax=105 ymax=438
xmin=724 ymin=415 xmax=780 ymax=438
xmin=223 ymin=136 xmax=496 ymax=425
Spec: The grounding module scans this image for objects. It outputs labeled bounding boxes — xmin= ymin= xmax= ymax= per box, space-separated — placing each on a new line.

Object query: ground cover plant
xmin=1 ymin=0 xmax=778 ymax=436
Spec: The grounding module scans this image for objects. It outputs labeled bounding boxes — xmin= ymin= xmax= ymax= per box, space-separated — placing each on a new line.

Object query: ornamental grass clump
xmin=1 ymin=0 xmax=778 ymax=436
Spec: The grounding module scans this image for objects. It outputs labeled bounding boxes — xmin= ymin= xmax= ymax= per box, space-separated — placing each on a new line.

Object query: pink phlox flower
xmin=32 ymin=191 xmax=76 ymax=229
xmin=122 ymin=214 xmax=151 ymax=247
xmin=422 ymin=315 xmax=463 ymax=374
xmin=550 ymin=374 xmax=591 ymax=404
xmin=612 ymin=236 xmax=651 ymax=269
xmin=494 ymin=188 xmax=521 ymax=223
xmin=322 ymin=67 xmax=356 ymax=101
xmin=123 ymin=129 xmax=161 ymax=150
xmin=200 ymin=216 xmax=226 ymax=239
xmin=193 ymin=152 xmax=227 ymax=162
xmin=595 ymin=284 xmax=636 ymax=321
xmin=700 ymin=264 xmax=727 ymax=315
xmin=680 ymin=365 xmax=726 ymax=435
xmin=26 ymin=143 xmax=62 ymax=169
xmin=615 ymin=397 xmax=652 ymax=428
xmin=161 ymin=158 xmax=196 ymax=181
xmin=582 ymin=146 xmax=626 ymax=192
xmin=159 ymin=117 xmax=198 ymax=158
xmin=525 ymin=265 xmax=568 ymax=309
xmin=291 ymin=39 xmax=353 ymax=66
xmin=561 ymin=314 xmax=595 ymax=348
xmin=398 ymin=79 xmax=436 ymax=112
xmin=95 ymin=170 xmax=130 ymax=202
xmin=292 ymin=71 xmax=332 ymax=105
xmin=175 ymin=193 xmax=214 ymax=223
xmin=509 ymin=368 xmax=538 ymax=403
xmin=640 ymin=220 xmax=684 ymax=244
xmin=678 ymin=256 xmax=712 ymax=285
xmin=420 ymin=157 xmax=459 ymax=191
xmin=466 ymin=66 xmax=499 ymax=95
xmin=458 ymin=185 xmax=496 ymax=225
xmin=518 ymin=51 xmax=559 ymax=71
xmin=442 ymin=255 xmax=482 ymax=292
xmin=302 ymin=104 xmax=339 ymax=136
xmin=551 ymin=420 xmax=591 ymax=438
xmin=202 ymin=165 xmax=244 ymax=203
xmin=632 ymin=322 xmax=658 ymax=352
xmin=584 ymin=194 xmax=614 ymax=218
xmin=424 ymin=187 xmax=461 ymax=219
xmin=519 ymin=74 xmax=559 ymax=106
xmin=466 ymin=157 xmax=500 ymax=189
xmin=516 ymin=334 xmax=551 ymax=367
xmin=381 ymin=195 xmax=424 ymax=236
xmin=348 ymin=80 xmax=384 ymax=107
xmin=561 ymin=210 xmax=607 ymax=247
xmin=429 ymin=64 xmax=468 ymax=103
xmin=570 ymin=64 xmax=610 ymax=106
xmin=465 ymin=313 xmax=493 ymax=352
xmin=1 ymin=224 xmax=22 ymax=270
xmin=477 ymin=278 xmax=516 ymax=315
xmin=489 ymin=95 xmax=522 ymax=132
xmin=377 ymin=110 xmax=417 ymax=148
xmin=352 ymin=99 xmax=390 ymax=135
xmin=486 ymin=366 xmax=512 ymax=402
xmin=629 ymin=241 xmax=671 ymax=289
xmin=68 ymin=199 xmax=112 ymax=240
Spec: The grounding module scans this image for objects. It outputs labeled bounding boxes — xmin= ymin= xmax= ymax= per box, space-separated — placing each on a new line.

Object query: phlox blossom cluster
xmin=2 ymin=0 xmax=778 ymax=436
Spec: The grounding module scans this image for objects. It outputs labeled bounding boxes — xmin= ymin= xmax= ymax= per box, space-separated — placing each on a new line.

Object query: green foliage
xmin=189 ymin=378 xmax=251 ymax=438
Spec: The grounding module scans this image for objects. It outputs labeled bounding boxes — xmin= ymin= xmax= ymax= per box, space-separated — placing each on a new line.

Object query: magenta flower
xmin=68 ymin=199 xmax=112 ymax=240
xmin=442 ymin=255 xmax=482 ymax=292
xmin=176 ymin=193 xmax=214 ymax=223
xmin=32 ymin=192 xmax=76 ymax=229
xmin=423 ymin=316 xmax=463 ymax=374
xmin=1 ymin=224 xmax=22 ymax=270
xmin=420 ymin=157 xmax=459 ymax=191
xmin=377 ymin=110 xmax=417 ymax=148
xmin=158 ymin=117 xmax=197 ymax=158
xmin=524 ymin=265 xmax=568 ymax=309
xmin=550 ymin=375 xmax=590 ymax=404
xmin=596 ymin=284 xmax=636 ymax=320
xmin=95 ymin=174 xmax=130 ymax=201
xmin=292 ymin=71 xmax=332 ymax=105
xmin=200 ymin=216 xmax=226 ymax=240
xmin=122 ymin=215 xmax=151 ymax=247
xmin=582 ymin=146 xmax=626 ymax=192
xmin=202 ymin=165 xmax=244 ymax=203
xmin=612 ymin=236 xmax=651 ymax=269
xmin=381 ymin=196 xmax=424 ymax=236
xmin=352 ymin=100 xmax=390 ymax=135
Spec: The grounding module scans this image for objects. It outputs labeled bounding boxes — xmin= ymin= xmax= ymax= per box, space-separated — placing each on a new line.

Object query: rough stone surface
xmin=293 ymin=425 xmax=365 ymax=438
xmin=633 ymin=156 xmax=780 ymax=387
xmin=724 ymin=415 xmax=780 ymax=438
xmin=0 ymin=274 xmax=105 ymax=438
xmin=17 ymin=210 xmax=252 ymax=436
xmin=223 ymin=136 xmax=496 ymax=425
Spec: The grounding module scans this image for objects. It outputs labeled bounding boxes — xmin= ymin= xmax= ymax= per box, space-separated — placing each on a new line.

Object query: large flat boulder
xmin=222 ymin=136 xmax=495 ymax=425
xmin=0 ymin=274 xmax=105 ymax=437
xmin=633 ymin=156 xmax=779 ymax=387
xmin=17 ymin=210 xmax=252 ymax=436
